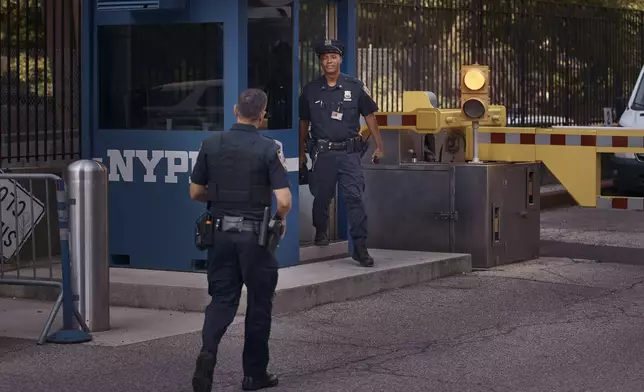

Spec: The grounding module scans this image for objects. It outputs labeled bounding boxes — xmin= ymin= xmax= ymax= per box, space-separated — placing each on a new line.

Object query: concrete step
xmin=299 ymin=240 xmax=349 ymax=263
xmin=0 ymin=249 xmax=471 ymax=315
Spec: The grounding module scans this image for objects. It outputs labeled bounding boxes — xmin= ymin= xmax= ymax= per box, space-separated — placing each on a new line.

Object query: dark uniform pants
xmin=201 ymin=230 xmax=279 ymax=377
xmin=310 ymin=150 xmax=368 ymax=245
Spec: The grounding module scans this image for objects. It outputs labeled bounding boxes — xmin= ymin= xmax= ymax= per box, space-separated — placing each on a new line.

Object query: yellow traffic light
xmin=460 ymin=64 xmax=490 ymax=121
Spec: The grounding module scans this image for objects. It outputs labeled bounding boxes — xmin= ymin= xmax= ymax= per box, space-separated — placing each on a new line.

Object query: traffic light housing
xmin=460 ymin=64 xmax=490 ymax=121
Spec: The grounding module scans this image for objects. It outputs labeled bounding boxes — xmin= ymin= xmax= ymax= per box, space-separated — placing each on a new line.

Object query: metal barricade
xmin=0 ymin=172 xmax=91 ymax=344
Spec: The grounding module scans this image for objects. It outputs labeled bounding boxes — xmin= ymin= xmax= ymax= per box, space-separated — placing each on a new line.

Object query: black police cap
xmin=315 ymin=39 xmax=344 ymax=57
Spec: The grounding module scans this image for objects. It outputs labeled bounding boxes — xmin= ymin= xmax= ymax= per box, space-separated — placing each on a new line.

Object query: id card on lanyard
xmin=331 ymin=102 xmax=343 ymax=121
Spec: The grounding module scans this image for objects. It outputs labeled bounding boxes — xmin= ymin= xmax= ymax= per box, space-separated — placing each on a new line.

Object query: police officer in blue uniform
xmin=298 ymin=39 xmax=384 ymax=267
xmin=189 ymin=88 xmax=292 ymax=392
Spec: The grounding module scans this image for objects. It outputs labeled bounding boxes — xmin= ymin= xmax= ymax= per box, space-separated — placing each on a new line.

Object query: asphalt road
xmin=4 ymin=257 xmax=644 ymax=392
xmin=540 ymin=206 xmax=644 ymax=265
xmin=3 ymin=206 xmax=644 ymax=392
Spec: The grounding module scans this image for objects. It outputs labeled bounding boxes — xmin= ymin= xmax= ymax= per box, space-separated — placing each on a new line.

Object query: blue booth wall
xmin=84 ymin=0 xmax=301 ymax=271
xmin=82 ymin=0 xmax=358 ymax=271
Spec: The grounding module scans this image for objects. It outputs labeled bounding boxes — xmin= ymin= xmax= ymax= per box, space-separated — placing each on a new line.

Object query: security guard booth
xmin=83 ymin=0 xmax=357 ymax=271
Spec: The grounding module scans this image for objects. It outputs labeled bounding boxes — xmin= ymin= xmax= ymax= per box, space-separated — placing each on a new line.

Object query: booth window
xmin=98 ymin=23 xmax=224 ymax=131
xmin=248 ymin=2 xmax=293 ymax=130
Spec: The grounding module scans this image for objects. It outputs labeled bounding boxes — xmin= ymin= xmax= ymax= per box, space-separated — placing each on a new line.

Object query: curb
xmin=540 ymin=180 xmax=613 ymax=210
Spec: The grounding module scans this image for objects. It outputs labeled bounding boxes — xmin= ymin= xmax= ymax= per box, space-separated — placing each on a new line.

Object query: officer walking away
xmin=189 ymin=88 xmax=292 ymax=392
xmin=298 ymin=39 xmax=384 ymax=267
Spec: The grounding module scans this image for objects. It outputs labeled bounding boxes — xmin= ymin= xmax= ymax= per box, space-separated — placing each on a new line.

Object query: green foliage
xmin=0 ymin=0 xmax=51 ymax=97
xmin=0 ymin=0 xmax=45 ymax=49
xmin=9 ymin=52 xmax=53 ymax=96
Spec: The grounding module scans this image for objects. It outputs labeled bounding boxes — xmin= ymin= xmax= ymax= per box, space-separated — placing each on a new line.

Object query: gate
xmin=0 ymin=0 xmax=81 ymax=167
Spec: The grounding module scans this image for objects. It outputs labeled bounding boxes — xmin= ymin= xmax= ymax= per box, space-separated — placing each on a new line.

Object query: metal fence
xmin=0 ymin=173 xmax=87 ymax=344
xmin=0 ymin=0 xmax=81 ymax=167
xmin=357 ymin=0 xmax=644 ymax=127
xmin=299 ymin=0 xmax=329 ymax=90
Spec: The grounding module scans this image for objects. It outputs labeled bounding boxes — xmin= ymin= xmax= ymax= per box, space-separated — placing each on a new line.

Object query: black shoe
xmin=352 ymin=245 xmax=374 ymax=267
xmin=314 ymin=230 xmax=329 ymax=247
xmin=192 ymin=352 xmax=216 ymax=392
xmin=242 ymin=373 xmax=279 ymax=391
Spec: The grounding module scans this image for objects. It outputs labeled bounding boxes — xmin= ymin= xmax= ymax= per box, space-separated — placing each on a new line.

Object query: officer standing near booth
xmin=189 ymin=88 xmax=292 ymax=392
xmin=298 ymin=39 xmax=384 ymax=267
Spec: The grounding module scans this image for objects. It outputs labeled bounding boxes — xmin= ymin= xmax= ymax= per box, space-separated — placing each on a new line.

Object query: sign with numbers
xmin=0 ymin=173 xmax=45 ymax=261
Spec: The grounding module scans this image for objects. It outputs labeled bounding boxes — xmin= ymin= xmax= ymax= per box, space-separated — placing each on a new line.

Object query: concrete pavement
xmin=4 ymin=257 xmax=644 ymax=392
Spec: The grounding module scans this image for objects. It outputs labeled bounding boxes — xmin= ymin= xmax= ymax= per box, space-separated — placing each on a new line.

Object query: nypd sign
xmin=96 ymin=149 xmax=298 ymax=183
xmin=99 ymin=149 xmax=199 ymax=183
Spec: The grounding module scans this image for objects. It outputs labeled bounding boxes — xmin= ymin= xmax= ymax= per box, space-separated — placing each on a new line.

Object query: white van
xmin=608 ymin=66 xmax=644 ymax=193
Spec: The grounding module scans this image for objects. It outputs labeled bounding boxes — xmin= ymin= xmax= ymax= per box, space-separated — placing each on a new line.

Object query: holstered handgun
xmin=308 ymin=138 xmax=320 ymax=172
xmin=257 ymin=207 xmax=283 ymax=256
xmin=266 ymin=218 xmax=283 ymax=256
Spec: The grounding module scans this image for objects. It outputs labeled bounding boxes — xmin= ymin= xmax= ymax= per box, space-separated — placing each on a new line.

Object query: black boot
xmin=352 ymin=245 xmax=374 ymax=267
xmin=192 ymin=352 xmax=215 ymax=392
xmin=315 ymin=229 xmax=329 ymax=246
xmin=242 ymin=373 xmax=279 ymax=391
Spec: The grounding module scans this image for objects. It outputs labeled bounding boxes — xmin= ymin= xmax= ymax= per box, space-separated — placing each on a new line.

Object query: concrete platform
xmin=299 ymin=240 xmax=349 ymax=263
xmin=0 ymin=249 xmax=471 ymax=316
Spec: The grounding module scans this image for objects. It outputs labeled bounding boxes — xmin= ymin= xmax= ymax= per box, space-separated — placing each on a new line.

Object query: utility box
xmin=363 ymin=162 xmax=540 ymax=268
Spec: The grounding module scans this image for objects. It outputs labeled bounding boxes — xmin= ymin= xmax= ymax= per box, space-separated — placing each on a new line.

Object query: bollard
xmin=67 ymin=160 xmax=110 ymax=332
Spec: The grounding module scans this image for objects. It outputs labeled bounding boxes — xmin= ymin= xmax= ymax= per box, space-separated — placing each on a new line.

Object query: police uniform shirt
xmin=299 ymin=74 xmax=379 ymax=142
xmin=190 ymin=123 xmax=291 ymax=219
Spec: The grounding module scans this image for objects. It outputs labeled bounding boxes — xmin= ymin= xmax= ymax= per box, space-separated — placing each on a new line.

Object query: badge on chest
xmin=343 ymin=90 xmax=352 ymax=102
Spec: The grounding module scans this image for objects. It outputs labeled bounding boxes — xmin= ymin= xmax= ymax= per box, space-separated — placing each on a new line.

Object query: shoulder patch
xmin=274 ymin=140 xmax=288 ymax=172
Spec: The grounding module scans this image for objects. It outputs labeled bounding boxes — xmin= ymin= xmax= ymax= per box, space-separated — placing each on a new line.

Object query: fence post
xmin=67 ymin=160 xmax=110 ymax=332
xmin=46 ymin=178 xmax=93 ymax=344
